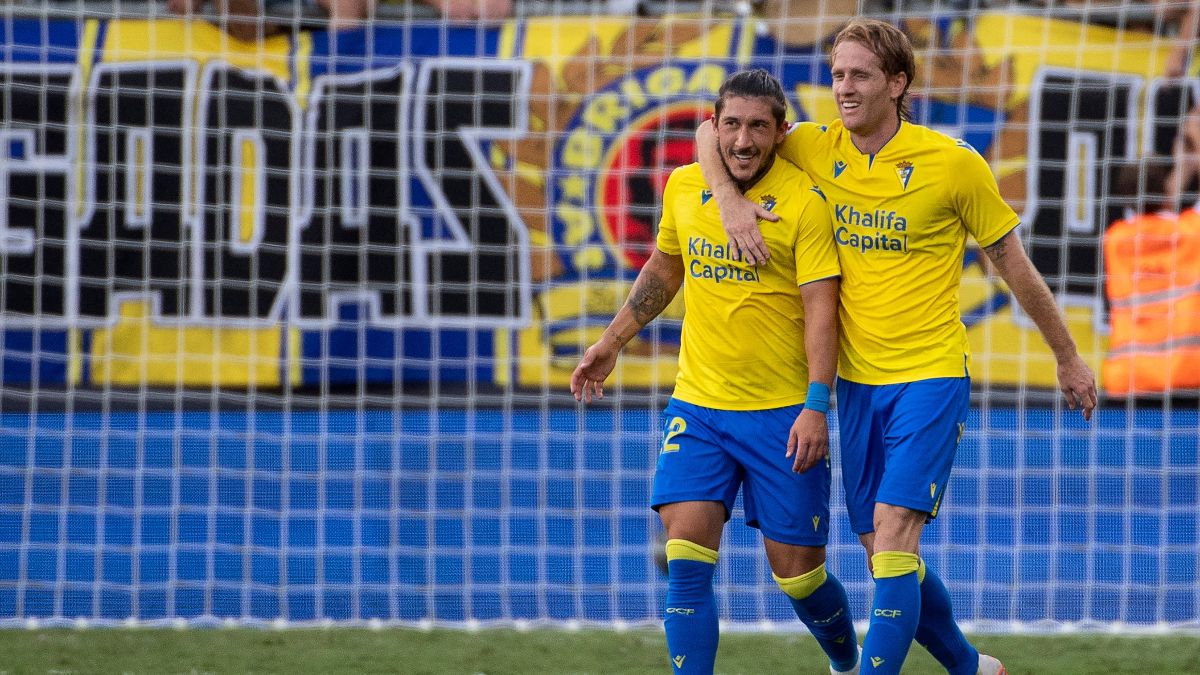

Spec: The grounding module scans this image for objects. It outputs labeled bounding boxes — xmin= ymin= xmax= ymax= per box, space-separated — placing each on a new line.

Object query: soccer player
xmin=572 ymin=69 xmax=860 ymax=675
xmin=694 ymin=19 xmax=1097 ymax=675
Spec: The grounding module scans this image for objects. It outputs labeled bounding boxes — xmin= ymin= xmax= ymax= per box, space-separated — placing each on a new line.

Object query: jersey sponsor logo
xmin=666 ymin=607 xmax=695 ymax=615
xmin=689 ymin=259 xmax=761 ymax=283
xmin=686 ymin=236 xmax=760 ymax=283
xmin=833 ymin=204 xmax=908 ymax=231
xmin=895 ymin=160 xmax=914 ymax=190
xmin=687 ymin=236 xmax=739 ymax=260
xmin=833 ymin=203 xmax=910 ymax=254
xmin=832 ymin=159 xmax=848 ymax=178
xmin=874 ymin=608 xmax=902 ymax=618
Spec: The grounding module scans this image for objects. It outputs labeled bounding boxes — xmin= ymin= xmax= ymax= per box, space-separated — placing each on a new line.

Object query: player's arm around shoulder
xmin=776 ymin=121 xmax=825 ymax=171
xmin=571 ymin=170 xmax=688 ymax=403
xmin=694 ymin=119 xmax=778 ymax=266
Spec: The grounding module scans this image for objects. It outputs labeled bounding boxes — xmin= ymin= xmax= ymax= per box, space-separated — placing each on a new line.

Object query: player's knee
xmin=657 ymin=501 xmax=725 ymax=548
xmin=872 ymin=504 xmax=925 ymax=551
xmin=765 ymin=541 xmax=825 ymax=579
xmin=664 ymin=539 xmax=719 ymax=568
xmin=773 ymin=562 xmax=828 ymax=599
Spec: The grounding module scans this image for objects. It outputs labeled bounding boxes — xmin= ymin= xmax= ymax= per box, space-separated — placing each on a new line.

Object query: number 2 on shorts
xmin=661 ymin=417 xmax=687 ymax=454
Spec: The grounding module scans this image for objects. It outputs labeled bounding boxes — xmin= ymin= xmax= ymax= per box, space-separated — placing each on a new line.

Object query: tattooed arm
xmin=571 ymin=249 xmax=686 ymax=402
xmin=983 ymin=231 xmax=1097 ymax=419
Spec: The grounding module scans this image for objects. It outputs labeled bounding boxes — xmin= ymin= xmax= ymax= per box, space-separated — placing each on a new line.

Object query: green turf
xmin=0 ymin=628 xmax=1197 ymax=674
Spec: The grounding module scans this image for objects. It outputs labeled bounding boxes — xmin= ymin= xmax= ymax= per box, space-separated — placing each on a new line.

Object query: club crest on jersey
xmin=895 ymin=161 xmax=914 ymax=190
xmin=760 ymin=194 xmax=777 ymax=212
xmin=701 ymin=189 xmax=713 ymax=205
xmin=832 ymin=159 xmax=848 ymax=178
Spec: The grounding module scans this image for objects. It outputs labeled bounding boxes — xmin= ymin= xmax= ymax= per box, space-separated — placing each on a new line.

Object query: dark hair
xmin=714 ymin=69 xmax=788 ymax=125
xmin=832 ymin=18 xmax=916 ymax=123
xmin=1113 ymin=158 xmax=1176 ymax=215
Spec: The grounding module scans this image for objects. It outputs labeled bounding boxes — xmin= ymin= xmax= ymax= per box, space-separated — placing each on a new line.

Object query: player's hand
xmin=718 ymin=193 xmax=777 ymax=267
xmin=1057 ymin=353 xmax=1097 ymax=421
xmin=786 ymin=408 xmax=829 ymax=473
xmin=570 ymin=339 xmax=619 ymax=403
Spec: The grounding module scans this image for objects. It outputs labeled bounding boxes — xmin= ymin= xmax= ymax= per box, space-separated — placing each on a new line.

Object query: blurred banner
xmin=0 ymin=13 xmax=1193 ymax=394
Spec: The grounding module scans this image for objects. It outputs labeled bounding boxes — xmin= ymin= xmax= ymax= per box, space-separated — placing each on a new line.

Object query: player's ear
xmin=888 ymin=72 xmax=908 ymax=101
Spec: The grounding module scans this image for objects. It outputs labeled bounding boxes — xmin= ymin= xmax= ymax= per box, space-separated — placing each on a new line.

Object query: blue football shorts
xmin=650 ymin=398 xmax=831 ymax=547
xmin=836 ymin=376 xmax=970 ymax=534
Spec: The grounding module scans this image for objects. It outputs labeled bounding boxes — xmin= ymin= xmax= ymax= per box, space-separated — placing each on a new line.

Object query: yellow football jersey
xmin=656 ymin=160 xmax=840 ymax=410
xmin=780 ymin=120 xmax=1019 ymax=385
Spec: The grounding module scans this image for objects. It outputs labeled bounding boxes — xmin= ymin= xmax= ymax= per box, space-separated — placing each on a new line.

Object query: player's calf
xmin=861 ymin=551 xmax=922 ymax=674
xmin=663 ymin=539 xmax=720 ymax=674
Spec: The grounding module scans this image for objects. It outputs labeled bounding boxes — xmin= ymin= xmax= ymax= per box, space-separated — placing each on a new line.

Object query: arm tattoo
xmin=984 ymin=232 xmax=1012 ymax=265
xmin=628 ymin=274 xmax=672 ymax=326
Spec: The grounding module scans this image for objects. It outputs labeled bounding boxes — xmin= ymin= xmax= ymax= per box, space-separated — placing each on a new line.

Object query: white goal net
xmin=0 ymin=0 xmax=1197 ymax=632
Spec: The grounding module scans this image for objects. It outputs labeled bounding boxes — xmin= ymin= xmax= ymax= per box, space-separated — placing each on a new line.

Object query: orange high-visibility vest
xmin=1103 ymin=208 xmax=1200 ymax=395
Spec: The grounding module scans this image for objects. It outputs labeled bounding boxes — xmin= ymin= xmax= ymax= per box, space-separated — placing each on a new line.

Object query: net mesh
xmin=0 ymin=0 xmax=1198 ymax=631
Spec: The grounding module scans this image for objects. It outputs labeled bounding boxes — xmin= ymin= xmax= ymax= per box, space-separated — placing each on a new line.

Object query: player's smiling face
xmin=715 ymin=96 xmax=786 ymax=187
xmin=831 ymin=40 xmax=906 ymax=138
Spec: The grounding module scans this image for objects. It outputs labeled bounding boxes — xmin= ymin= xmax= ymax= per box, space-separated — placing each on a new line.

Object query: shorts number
xmin=661 ymin=417 xmax=686 ymax=454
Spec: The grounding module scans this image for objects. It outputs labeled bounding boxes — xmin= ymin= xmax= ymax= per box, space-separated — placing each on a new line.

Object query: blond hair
xmin=832 ymin=18 xmax=916 ymax=122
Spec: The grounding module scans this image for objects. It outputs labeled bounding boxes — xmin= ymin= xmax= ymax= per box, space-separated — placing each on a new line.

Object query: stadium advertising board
xmin=0 ymin=13 xmax=1188 ymax=394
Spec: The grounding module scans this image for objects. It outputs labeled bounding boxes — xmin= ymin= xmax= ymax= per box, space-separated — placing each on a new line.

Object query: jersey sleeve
xmin=655 ymin=167 xmax=685 ymax=255
xmin=792 ymin=186 xmax=841 ymax=287
xmin=950 ymin=142 xmax=1021 ymax=247
xmin=779 ymin=122 xmax=826 ymax=175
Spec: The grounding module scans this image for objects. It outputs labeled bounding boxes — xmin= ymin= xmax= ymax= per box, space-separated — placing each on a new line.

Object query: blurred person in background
xmin=1155 ymin=0 xmax=1200 ymax=76
xmin=1104 ymin=153 xmax=1200 ymax=396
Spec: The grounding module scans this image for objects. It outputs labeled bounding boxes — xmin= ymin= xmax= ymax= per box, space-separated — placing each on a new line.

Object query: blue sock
xmin=861 ymin=551 xmax=922 ymax=674
xmin=664 ymin=539 xmax=719 ymax=674
xmin=776 ymin=565 xmax=859 ymax=672
xmin=915 ymin=561 xmax=979 ymax=675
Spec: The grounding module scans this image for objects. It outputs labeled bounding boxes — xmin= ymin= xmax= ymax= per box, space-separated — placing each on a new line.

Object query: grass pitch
xmin=0 ymin=627 xmax=1196 ymax=674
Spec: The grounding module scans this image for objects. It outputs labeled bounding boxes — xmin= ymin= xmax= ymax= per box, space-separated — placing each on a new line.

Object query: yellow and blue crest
xmin=895 ymin=161 xmax=914 ymax=190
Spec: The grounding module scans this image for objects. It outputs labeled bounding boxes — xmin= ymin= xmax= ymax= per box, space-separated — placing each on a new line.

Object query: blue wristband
xmin=805 ymin=382 xmax=831 ymax=414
